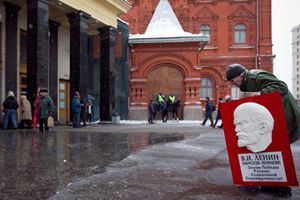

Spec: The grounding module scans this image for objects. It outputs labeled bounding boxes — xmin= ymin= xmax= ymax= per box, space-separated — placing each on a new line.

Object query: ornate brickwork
xmin=120 ymin=0 xmax=273 ymax=120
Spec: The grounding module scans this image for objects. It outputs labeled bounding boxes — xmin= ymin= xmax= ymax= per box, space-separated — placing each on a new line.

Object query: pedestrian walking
xmin=19 ymin=93 xmax=32 ymax=129
xmin=2 ymin=91 xmax=19 ymax=130
xmin=213 ymin=97 xmax=223 ymax=128
xmin=38 ymin=88 xmax=54 ymax=133
xmin=201 ymin=97 xmax=214 ymax=127
xmin=72 ymin=92 xmax=81 ymax=128
xmin=218 ymin=95 xmax=231 ymax=129
xmin=148 ymin=99 xmax=156 ymax=124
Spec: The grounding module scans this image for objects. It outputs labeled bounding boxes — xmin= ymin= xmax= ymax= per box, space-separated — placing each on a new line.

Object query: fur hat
xmin=7 ymin=91 xmax=15 ymax=97
xmin=74 ymin=91 xmax=80 ymax=97
xmin=39 ymin=87 xmax=48 ymax=93
xmin=226 ymin=64 xmax=246 ymax=81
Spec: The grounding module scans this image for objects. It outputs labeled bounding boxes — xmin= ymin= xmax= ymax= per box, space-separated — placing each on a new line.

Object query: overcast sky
xmin=272 ymin=0 xmax=300 ymax=90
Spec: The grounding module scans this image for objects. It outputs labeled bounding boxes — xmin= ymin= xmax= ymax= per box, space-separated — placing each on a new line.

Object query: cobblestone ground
xmin=0 ymin=121 xmax=299 ymax=199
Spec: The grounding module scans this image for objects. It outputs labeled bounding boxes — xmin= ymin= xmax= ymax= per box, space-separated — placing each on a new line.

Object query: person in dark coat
xmin=157 ymin=93 xmax=165 ymax=112
xmin=201 ymin=97 xmax=214 ymax=127
xmin=72 ymin=92 xmax=81 ymax=128
xmin=148 ymin=99 xmax=156 ymax=124
xmin=213 ymin=97 xmax=223 ymax=128
xmin=38 ymin=88 xmax=54 ymax=133
xmin=226 ymin=63 xmax=300 ymax=144
xmin=2 ymin=91 xmax=19 ymax=130
xmin=218 ymin=95 xmax=231 ymax=129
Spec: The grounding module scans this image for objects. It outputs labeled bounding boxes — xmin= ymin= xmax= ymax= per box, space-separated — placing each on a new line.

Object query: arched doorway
xmin=147 ymin=65 xmax=184 ymax=119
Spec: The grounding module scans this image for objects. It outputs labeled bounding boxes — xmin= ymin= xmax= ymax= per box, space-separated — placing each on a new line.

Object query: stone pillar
xmin=67 ymin=11 xmax=90 ymax=100
xmin=98 ymin=26 xmax=116 ymax=121
xmin=4 ymin=1 xmax=20 ymax=95
xmin=49 ymin=20 xmax=60 ymax=121
xmin=184 ymin=78 xmax=203 ymax=120
xmin=128 ymin=79 xmax=148 ymax=120
xmin=26 ymin=0 xmax=49 ymax=100
xmin=115 ymin=20 xmax=130 ymax=120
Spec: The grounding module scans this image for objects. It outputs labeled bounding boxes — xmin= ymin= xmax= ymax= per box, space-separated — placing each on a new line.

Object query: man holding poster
xmin=221 ymin=64 xmax=300 ymax=196
xmin=226 ymin=64 xmax=300 ymax=144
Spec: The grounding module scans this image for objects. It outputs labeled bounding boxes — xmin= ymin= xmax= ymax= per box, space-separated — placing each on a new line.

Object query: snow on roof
xmin=129 ymin=0 xmax=209 ymax=44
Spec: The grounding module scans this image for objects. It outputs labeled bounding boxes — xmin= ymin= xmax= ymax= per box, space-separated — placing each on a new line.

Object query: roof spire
xmin=129 ymin=0 xmax=210 ymax=44
xmin=144 ymin=0 xmax=185 ymax=37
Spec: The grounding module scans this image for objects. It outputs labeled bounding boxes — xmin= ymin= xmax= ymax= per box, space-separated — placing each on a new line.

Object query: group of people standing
xmin=2 ymin=88 xmax=54 ymax=133
xmin=71 ymin=91 xmax=93 ymax=128
xmin=201 ymin=95 xmax=231 ymax=128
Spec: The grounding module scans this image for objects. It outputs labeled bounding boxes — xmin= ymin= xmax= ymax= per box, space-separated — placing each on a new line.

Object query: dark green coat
xmin=38 ymin=95 xmax=54 ymax=119
xmin=240 ymin=69 xmax=300 ymax=143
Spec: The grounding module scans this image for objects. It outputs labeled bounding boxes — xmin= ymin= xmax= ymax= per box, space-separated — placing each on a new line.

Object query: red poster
xmin=220 ymin=92 xmax=298 ymax=186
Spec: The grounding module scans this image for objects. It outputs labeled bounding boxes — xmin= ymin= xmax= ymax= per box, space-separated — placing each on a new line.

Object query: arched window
xmin=231 ymin=85 xmax=240 ymax=99
xmin=234 ymin=23 xmax=246 ymax=44
xmin=200 ymin=24 xmax=211 ymax=36
xmin=200 ymin=24 xmax=211 ymax=44
xmin=201 ymin=78 xmax=214 ymax=99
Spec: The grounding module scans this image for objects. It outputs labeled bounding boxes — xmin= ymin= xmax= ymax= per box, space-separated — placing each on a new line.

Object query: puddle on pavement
xmin=0 ymin=130 xmax=194 ymax=200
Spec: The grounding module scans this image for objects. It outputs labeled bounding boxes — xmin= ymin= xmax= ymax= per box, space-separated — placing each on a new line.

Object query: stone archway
xmin=147 ymin=65 xmax=184 ymax=119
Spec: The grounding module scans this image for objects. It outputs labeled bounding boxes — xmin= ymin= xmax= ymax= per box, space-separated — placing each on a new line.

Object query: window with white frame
xmin=234 ymin=23 xmax=246 ymax=44
xmin=200 ymin=78 xmax=214 ymax=99
xmin=200 ymin=24 xmax=211 ymax=36
xmin=200 ymin=24 xmax=211 ymax=44
xmin=231 ymin=85 xmax=240 ymax=99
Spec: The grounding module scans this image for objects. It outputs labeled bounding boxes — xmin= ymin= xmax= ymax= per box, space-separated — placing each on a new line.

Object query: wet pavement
xmin=0 ymin=122 xmax=299 ymax=199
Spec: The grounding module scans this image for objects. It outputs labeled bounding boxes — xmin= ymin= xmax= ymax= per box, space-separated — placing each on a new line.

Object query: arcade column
xmin=49 ymin=20 xmax=60 ymax=121
xmin=4 ymin=1 xmax=20 ymax=95
xmin=27 ymin=0 xmax=49 ymax=100
xmin=67 ymin=11 xmax=90 ymax=101
xmin=98 ymin=26 xmax=116 ymax=121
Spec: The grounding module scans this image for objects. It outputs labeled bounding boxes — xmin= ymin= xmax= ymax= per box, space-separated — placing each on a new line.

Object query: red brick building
xmin=120 ymin=0 xmax=273 ymax=120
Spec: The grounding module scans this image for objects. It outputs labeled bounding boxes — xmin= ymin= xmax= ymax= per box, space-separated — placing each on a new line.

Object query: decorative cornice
xmin=130 ymin=78 xmax=147 ymax=82
xmin=229 ymin=0 xmax=255 ymax=5
xmin=228 ymin=5 xmax=255 ymax=20
xmin=184 ymin=77 xmax=201 ymax=81
xmin=188 ymin=0 xmax=218 ymax=6
xmin=139 ymin=53 xmax=194 ymax=70
xmin=129 ymin=36 xmax=209 ymax=44
xmin=192 ymin=6 xmax=219 ymax=21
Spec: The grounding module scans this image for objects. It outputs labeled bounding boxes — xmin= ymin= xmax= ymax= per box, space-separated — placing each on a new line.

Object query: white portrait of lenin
xmin=233 ymin=102 xmax=274 ymax=153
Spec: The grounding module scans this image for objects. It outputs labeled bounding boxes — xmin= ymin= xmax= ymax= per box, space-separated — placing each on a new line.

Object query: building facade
xmin=292 ymin=24 xmax=300 ymax=100
xmin=120 ymin=0 xmax=274 ymax=120
xmin=0 ymin=0 xmax=131 ymax=125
